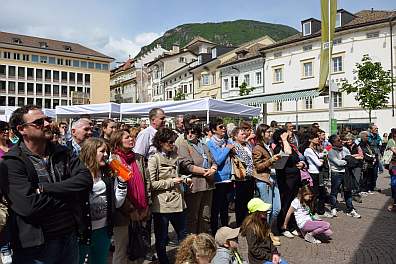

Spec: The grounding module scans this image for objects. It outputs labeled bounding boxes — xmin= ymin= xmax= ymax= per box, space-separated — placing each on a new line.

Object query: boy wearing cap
xmin=211 ymin=227 xmax=243 ymax=264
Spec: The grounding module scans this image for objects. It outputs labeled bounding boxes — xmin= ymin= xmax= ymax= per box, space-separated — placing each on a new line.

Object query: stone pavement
xmin=114 ymin=172 xmax=396 ymax=264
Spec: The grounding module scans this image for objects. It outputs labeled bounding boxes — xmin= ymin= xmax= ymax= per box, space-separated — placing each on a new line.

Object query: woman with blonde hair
xmin=175 ymin=233 xmax=217 ymax=264
xmin=79 ymin=137 xmax=128 ymax=264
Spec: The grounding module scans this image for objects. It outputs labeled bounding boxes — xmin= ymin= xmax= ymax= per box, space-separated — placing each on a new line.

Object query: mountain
xmin=136 ymin=19 xmax=298 ymax=58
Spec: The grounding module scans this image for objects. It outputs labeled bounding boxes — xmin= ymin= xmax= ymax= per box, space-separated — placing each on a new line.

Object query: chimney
xmin=172 ymin=44 xmax=180 ymax=54
xmin=156 ymin=44 xmax=161 ymax=49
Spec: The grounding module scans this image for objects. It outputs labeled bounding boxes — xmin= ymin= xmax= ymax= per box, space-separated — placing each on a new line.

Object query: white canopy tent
xmin=55 ymin=103 xmax=121 ymax=119
xmin=0 ymin=106 xmax=56 ymax=121
xmin=120 ymin=98 xmax=261 ymax=123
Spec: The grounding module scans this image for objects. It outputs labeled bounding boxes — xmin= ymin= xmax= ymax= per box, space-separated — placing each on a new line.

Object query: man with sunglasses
xmin=0 ymin=105 xmax=92 ymax=264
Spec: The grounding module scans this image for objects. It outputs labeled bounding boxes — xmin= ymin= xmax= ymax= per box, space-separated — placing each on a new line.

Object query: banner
xmin=318 ymin=0 xmax=337 ymax=92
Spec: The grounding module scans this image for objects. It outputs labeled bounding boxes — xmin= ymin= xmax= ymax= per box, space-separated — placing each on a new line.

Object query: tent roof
xmin=56 ymin=103 xmax=120 ymax=117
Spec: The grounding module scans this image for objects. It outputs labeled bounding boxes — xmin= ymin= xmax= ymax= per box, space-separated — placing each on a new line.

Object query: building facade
xmin=0 ymin=31 xmax=113 ymax=110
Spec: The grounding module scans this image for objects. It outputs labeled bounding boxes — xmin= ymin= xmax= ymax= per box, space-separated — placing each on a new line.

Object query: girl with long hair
xmin=110 ymin=129 xmax=149 ymax=264
xmin=283 ymin=185 xmax=332 ymax=244
xmin=79 ymin=137 xmax=127 ymax=264
xmin=175 ymin=233 xmax=217 ymax=264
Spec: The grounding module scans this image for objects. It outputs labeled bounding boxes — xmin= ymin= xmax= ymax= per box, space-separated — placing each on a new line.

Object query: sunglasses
xmin=218 ymin=125 xmax=226 ymax=130
xmin=22 ymin=117 xmax=52 ymax=128
xmin=167 ymin=140 xmax=175 ymax=145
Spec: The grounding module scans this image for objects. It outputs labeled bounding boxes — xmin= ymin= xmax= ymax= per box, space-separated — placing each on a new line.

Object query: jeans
xmin=153 ymin=211 xmax=187 ymax=264
xmin=13 ymin=232 xmax=78 ymax=264
xmin=301 ymin=220 xmax=333 ymax=237
xmin=330 ymin=172 xmax=354 ymax=212
xmin=211 ymin=182 xmax=233 ymax=235
xmin=79 ymin=227 xmax=110 ymax=264
xmin=390 ymin=168 xmax=396 ymax=202
xmin=256 ymin=177 xmax=281 ymax=224
xmin=234 ymin=179 xmax=255 ymax=227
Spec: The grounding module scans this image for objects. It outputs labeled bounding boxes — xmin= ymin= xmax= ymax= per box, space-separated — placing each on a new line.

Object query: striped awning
xmin=225 ymin=89 xmax=321 ymax=106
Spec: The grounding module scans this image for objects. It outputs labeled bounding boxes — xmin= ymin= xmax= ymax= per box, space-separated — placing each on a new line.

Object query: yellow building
xmin=191 ymin=36 xmax=275 ymax=99
xmin=0 ymin=31 xmax=113 ymax=109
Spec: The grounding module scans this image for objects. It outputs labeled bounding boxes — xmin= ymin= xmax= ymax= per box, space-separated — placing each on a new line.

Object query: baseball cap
xmin=247 ymin=198 xmax=272 ymax=214
xmin=215 ymin=227 xmax=240 ymax=246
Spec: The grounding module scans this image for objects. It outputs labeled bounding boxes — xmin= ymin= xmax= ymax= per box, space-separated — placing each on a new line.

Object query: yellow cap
xmin=247 ymin=198 xmax=272 ymax=214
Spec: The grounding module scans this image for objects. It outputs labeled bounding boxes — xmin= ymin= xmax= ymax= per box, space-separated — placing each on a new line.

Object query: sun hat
xmin=215 ymin=226 xmax=240 ymax=246
xmin=247 ymin=198 xmax=272 ymax=214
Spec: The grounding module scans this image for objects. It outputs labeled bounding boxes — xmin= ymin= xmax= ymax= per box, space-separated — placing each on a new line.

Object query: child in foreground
xmin=175 ymin=233 xmax=217 ymax=264
xmin=211 ymin=226 xmax=244 ymax=264
xmin=240 ymin=198 xmax=287 ymax=264
xmin=283 ymin=185 xmax=333 ymax=244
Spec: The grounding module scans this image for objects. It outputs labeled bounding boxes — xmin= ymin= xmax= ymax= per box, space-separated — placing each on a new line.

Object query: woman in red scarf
xmin=110 ymin=129 xmax=149 ymax=264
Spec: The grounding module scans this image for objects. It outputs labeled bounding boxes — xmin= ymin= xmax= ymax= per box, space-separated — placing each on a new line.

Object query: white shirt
xmin=133 ymin=126 xmax=157 ymax=159
xmin=304 ymin=148 xmax=323 ymax=174
xmin=291 ymin=198 xmax=312 ymax=229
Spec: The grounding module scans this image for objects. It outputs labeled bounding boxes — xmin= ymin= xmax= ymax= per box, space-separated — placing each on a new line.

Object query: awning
xmin=225 ymin=88 xmax=321 ymax=106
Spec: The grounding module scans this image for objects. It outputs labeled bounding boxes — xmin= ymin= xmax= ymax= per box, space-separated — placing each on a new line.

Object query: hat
xmin=247 ymin=198 xmax=272 ymax=214
xmin=215 ymin=227 xmax=240 ymax=246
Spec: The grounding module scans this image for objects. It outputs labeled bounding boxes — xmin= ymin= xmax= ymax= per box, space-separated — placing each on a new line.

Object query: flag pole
xmin=328 ymin=0 xmax=334 ymax=135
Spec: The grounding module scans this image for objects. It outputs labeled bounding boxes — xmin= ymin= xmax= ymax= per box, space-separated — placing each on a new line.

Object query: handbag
xmin=231 ymin=155 xmax=247 ymax=181
xmin=382 ymin=149 xmax=393 ymax=166
xmin=300 ymin=168 xmax=313 ymax=187
xmin=127 ymin=221 xmax=149 ymax=261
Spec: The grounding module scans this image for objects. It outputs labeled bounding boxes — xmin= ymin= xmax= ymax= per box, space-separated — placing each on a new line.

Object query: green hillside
xmin=136 ymin=19 xmax=298 ymax=58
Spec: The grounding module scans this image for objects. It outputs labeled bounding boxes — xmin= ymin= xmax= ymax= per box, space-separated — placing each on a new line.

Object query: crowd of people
xmin=0 ymin=104 xmax=395 ymax=264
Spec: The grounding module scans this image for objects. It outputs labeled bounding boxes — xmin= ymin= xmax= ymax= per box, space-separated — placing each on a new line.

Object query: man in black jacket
xmin=0 ymin=105 xmax=92 ymax=264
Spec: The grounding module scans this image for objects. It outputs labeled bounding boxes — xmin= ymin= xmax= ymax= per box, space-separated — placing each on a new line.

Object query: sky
xmin=1 ymin=0 xmax=394 ymax=64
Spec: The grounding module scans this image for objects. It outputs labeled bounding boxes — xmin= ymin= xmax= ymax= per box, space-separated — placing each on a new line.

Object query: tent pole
xmin=206 ymin=110 xmax=210 ymax=124
xmin=295 ymin=99 xmax=299 ymax=131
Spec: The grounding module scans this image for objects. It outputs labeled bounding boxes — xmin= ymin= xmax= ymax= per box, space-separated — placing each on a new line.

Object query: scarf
xmin=113 ymin=148 xmax=148 ymax=209
xmin=188 ymin=140 xmax=209 ymax=169
xmin=212 ymin=134 xmax=226 ymax=147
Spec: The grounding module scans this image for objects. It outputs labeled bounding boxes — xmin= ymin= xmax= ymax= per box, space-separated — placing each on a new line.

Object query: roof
xmin=145 ymin=50 xmax=196 ymax=68
xmin=111 ymin=58 xmax=135 ymax=74
xmin=260 ymin=9 xmax=396 ymax=52
xmin=219 ymin=43 xmax=266 ymax=68
xmin=0 ymin=31 xmax=113 ymax=60
xmin=183 ymin=36 xmax=216 ymax=49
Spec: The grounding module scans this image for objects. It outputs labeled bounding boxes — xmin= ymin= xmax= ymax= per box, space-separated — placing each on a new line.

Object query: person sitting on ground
xmin=283 ymin=185 xmax=332 ymax=244
xmin=211 ymin=227 xmax=242 ymax=264
xmin=175 ymin=233 xmax=217 ymax=264
xmin=241 ymin=198 xmax=286 ymax=264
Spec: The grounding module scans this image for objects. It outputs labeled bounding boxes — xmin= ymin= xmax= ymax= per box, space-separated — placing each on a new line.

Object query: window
xmin=0 ymin=96 xmax=5 ymax=106
xmin=45 ymin=70 xmax=51 ymax=81
xmin=276 ymin=102 xmax=283 ymax=111
xmin=53 ymin=99 xmax=59 ymax=108
xmin=167 ymin=90 xmax=172 ymax=99
xmin=22 ymin=54 xmax=30 ymax=61
xmin=69 ymin=72 xmax=75 ymax=83
xmin=231 ymin=76 xmax=239 ymax=88
xmin=45 ymin=84 xmax=51 ymax=96
xmin=53 ymin=71 xmax=59 ymax=82
xmin=53 ymin=85 xmax=59 ymax=96
xmin=40 ymin=56 xmax=47 ymax=63
xmin=44 ymin=99 xmax=51 ymax=108
xmin=211 ymin=73 xmax=216 ymax=85
xmin=36 ymin=98 xmax=42 ymax=107
xmin=202 ymin=74 xmax=209 ymax=86
xmin=27 ymin=98 xmax=34 ymax=105
xmin=273 ymin=67 xmax=283 ymax=83
xmin=211 ymin=48 xmax=217 ymax=58
xmin=0 ymin=65 xmax=5 ymax=76
xmin=27 ymin=68 xmax=34 ymax=80
xmin=88 ymin=62 xmax=94 ymax=69
xmin=69 ymin=86 xmax=75 ymax=96
xmin=61 ymin=86 xmax=67 ymax=96
xmin=36 ymin=69 xmax=42 ymax=80
xmin=77 ymin=73 xmax=83 ymax=84
xmin=197 ymin=55 xmax=202 ymax=65
xmin=3 ymin=52 xmax=11 ymax=59
xmin=49 ymin=57 xmax=56 ymax=64
xmin=73 ymin=60 xmax=80 ymax=67
xmin=8 ymin=82 xmax=15 ymax=94
xmin=333 ymin=38 xmax=342 ymax=45
xmin=303 ymin=22 xmax=311 ymax=36
xmin=13 ymin=53 xmax=20 ymax=60
xmin=27 ymin=83 xmax=34 ymax=95
xmin=332 ymin=56 xmax=343 ymax=73
xmin=183 ymin=85 xmax=187 ymax=93
xmin=61 ymin=100 xmax=68 ymax=106
xmin=244 ymin=74 xmax=250 ymax=86
xmin=95 ymin=63 xmax=101 ymax=70
xmin=305 ymin=98 xmax=313 ymax=109
xmin=18 ymin=67 xmax=25 ymax=79
xmin=31 ymin=55 xmax=39 ymax=62
xmin=102 ymin=64 xmax=109 ymax=71
xmin=302 ymin=62 xmax=313 ymax=78
xmin=334 ymin=92 xmax=342 ymax=107
xmin=0 ymin=81 xmax=5 ymax=93
xmin=13 ymin=38 xmax=22 ymax=44
xmin=84 ymin=74 xmax=90 ymax=85
xmin=64 ymin=46 xmax=72 ymax=52
xmin=17 ymin=82 xmax=25 ymax=95
xmin=81 ymin=61 xmax=87 ymax=68
xmin=61 ymin=71 xmax=68 ymax=82
xmin=57 ymin=58 xmax=63 ymax=65
xmin=303 ymin=45 xmax=312 ymax=51
xmin=189 ymin=83 xmax=192 ymax=93
xmin=179 ymin=57 xmax=185 ymax=63
xmin=8 ymin=66 xmax=16 ymax=78
xmin=256 ymin=72 xmax=262 ymax=85
xmin=77 ymin=87 xmax=83 ymax=93
xmin=274 ymin=52 xmax=282 ymax=58
xmin=39 ymin=42 xmax=48 ymax=48
xmin=8 ymin=97 xmax=15 ymax=106
xmin=223 ymin=78 xmax=229 ymax=91
xmin=366 ymin=31 xmax=379 ymax=39
xmin=18 ymin=97 xmax=25 ymax=106
xmin=336 ymin=13 xmax=341 ymax=28
xmin=36 ymin=84 xmax=42 ymax=95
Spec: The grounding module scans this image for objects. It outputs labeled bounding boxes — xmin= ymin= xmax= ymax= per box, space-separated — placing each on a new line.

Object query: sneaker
xmin=321 ymin=211 xmax=333 ymax=218
xmin=270 ymin=233 xmax=281 ymax=241
xmin=360 ymin=192 xmax=368 ymax=197
xmin=291 ymin=230 xmax=299 ymax=236
xmin=282 ymin=230 xmax=294 ymax=238
xmin=304 ymin=232 xmax=322 ymax=244
xmin=346 ymin=209 xmax=361 ymax=218
xmin=331 ymin=208 xmax=338 ymax=217
xmin=367 ymin=190 xmax=375 ymax=195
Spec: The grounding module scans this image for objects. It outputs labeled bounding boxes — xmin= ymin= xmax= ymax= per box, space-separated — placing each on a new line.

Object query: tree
xmin=239 ymin=82 xmax=254 ymax=96
xmin=341 ymin=54 xmax=394 ymax=123
xmin=173 ymin=90 xmax=186 ymax=101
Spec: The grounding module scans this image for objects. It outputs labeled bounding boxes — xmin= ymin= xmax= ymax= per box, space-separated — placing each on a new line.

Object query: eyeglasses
xmin=0 ymin=128 xmax=9 ymax=133
xmin=167 ymin=140 xmax=175 ymax=145
xmin=217 ymin=125 xmax=226 ymax=130
xmin=22 ymin=117 xmax=52 ymax=128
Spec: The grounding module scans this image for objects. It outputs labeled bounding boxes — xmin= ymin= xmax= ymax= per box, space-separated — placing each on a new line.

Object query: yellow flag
xmin=318 ymin=0 xmax=337 ymax=92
